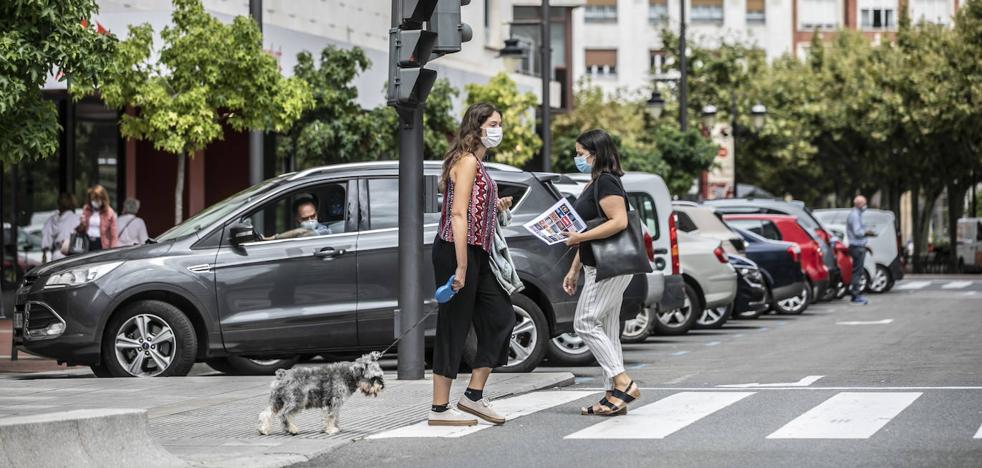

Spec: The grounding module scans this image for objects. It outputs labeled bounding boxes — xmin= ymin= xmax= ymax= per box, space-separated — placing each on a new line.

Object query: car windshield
xmin=155 ymin=174 xmax=293 ymax=242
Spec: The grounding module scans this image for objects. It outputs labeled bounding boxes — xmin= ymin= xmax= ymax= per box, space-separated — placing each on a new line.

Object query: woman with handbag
xmin=76 ymin=184 xmax=119 ymax=252
xmin=563 ymin=129 xmax=650 ymax=416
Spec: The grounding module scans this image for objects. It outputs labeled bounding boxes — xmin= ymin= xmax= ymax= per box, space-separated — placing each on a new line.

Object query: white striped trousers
xmin=573 ymin=266 xmax=633 ymax=390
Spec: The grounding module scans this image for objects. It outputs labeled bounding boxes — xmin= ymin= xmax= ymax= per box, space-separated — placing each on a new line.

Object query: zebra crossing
xmin=369 ymin=389 xmax=982 ymax=441
xmin=894 ymin=279 xmax=982 ymax=291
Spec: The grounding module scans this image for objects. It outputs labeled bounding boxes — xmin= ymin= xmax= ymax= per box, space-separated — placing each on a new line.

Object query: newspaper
xmin=522 ymin=198 xmax=587 ymax=245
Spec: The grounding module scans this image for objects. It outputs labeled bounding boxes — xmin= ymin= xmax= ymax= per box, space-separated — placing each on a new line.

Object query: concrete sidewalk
xmin=0 ymin=371 xmax=573 ymax=467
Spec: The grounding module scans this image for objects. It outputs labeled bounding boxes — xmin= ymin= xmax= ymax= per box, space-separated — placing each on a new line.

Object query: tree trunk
xmin=175 ymin=153 xmax=187 ymax=226
xmin=911 ymin=184 xmax=943 ymax=273
xmin=947 ymin=181 xmax=968 ymax=272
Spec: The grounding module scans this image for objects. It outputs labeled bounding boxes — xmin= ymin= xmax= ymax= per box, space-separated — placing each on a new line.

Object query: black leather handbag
xmin=585 ymin=174 xmax=653 ymax=282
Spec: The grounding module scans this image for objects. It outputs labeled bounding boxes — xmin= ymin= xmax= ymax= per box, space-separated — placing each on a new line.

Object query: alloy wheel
xmin=113 ymin=314 xmax=177 ymax=377
xmin=507 ymin=306 xmax=538 ymax=367
xmin=777 ymin=286 xmax=808 ymax=313
xmin=658 ymin=293 xmax=693 ymax=327
xmin=869 ymin=267 xmax=889 ymax=292
xmin=551 ymin=333 xmax=591 ymax=356
xmin=697 ymin=306 xmax=727 ymax=326
xmin=622 ymin=308 xmax=651 ymax=339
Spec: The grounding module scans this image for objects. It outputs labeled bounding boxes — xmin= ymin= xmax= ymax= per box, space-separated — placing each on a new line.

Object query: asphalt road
xmin=297 ymin=277 xmax=982 ymax=468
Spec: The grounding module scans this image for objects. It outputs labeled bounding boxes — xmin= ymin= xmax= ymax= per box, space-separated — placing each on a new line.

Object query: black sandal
xmin=581 ymin=397 xmax=628 ymax=416
xmin=610 ymin=380 xmax=640 ymax=405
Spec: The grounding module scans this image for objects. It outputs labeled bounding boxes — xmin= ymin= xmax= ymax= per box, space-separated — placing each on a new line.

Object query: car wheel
xmin=99 ymin=300 xmax=197 ymax=377
xmin=497 ymin=294 xmax=548 ymax=373
xmin=620 ymin=307 xmax=655 ymax=343
xmin=774 ymin=281 xmax=811 ymax=315
xmin=868 ymin=265 xmax=891 ymax=293
xmin=651 ymin=282 xmax=701 ymax=336
xmin=694 ymin=303 xmax=732 ymax=329
xmin=546 ymin=332 xmax=596 ymax=365
xmin=834 ymin=280 xmax=849 ymax=300
xmin=206 ymin=356 xmax=299 ymax=375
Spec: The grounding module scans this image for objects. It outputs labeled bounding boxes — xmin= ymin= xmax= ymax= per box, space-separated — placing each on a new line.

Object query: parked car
xmin=732 ymin=227 xmax=807 ymax=316
xmin=955 ymin=218 xmax=982 ymax=272
xmin=673 ymin=202 xmax=745 ymax=254
xmin=13 ymin=162 xmax=647 ymax=377
xmin=565 ymin=172 xmax=684 ymax=345
xmin=706 ymin=198 xmax=841 ymax=300
xmin=813 ymin=208 xmax=904 ymax=292
xmin=724 ymin=214 xmax=828 ymax=314
xmin=670 ymin=230 xmax=738 ymax=332
xmin=728 ymin=254 xmax=769 ymax=320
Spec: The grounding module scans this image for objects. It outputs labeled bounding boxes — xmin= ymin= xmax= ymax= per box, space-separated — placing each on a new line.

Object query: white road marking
xmin=974 ymin=423 xmax=982 ymax=439
xmin=564 ymin=392 xmax=755 ymax=439
xmin=836 ymin=319 xmax=894 ymax=325
xmin=895 ymin=280 xmax=931 ymax=290
xmin=576 ymin=386 xmax=982 ymax=391
xmin=719 ymin=375 xmax=824 ymax=388
xmin=367 ymin=391 xmax=596 ymax=439
xmin=767 ymin=392 xmax=921 ymax=439
xmin=942 ymin=280 xmax=973 ymax=289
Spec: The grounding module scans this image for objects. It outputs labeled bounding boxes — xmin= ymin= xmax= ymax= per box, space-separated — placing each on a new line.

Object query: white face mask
xmin=481 ymin=127 xmax=503 ymax=148
xmin=91 ymin=200 xmax=102 ymax=210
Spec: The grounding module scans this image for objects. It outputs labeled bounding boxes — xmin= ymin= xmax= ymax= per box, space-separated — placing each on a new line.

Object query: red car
xmin=723 ymin=214 xmax=830 ymax=309
xmin=831 ymin=238 xmax=853 ymax=299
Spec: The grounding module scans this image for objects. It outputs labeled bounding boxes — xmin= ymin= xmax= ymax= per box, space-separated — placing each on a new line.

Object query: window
xmin=691 ymin=0 xmax=724 ymax=23
xmin=368 ymin=178 xmax=441 ymax=230
xmin=630 ymin=193 xmax=661 ymax=239
xmin=585 ymin=0 xmax=618 ymax=22
xmin=649 ymin=0 xmax=668 ymax=23
xmin=746 ymin=0 xmax=766 ymax=23
xmin=909 ymin=0 xmax=950 ymax=25
xmin=243 ymin=182 xmax=349 ymax=241
xmin=726 ymin=219 xmax=782 ymax=240
xmin=861 ymin=7 xmax=895 ymax=29
xmin=798 ymin=0 xmax=838 ymax=29
xmin=675 ymin=211 xmax=698 ymax=233
xmin=585 ymin=49 xmax=617 ymax=76
xmin=649 ymin=50 xmax=668 ymax=76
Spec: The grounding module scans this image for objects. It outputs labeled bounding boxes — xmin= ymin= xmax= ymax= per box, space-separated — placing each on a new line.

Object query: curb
xmin=0 ymin=408 xmax=187 ymax=468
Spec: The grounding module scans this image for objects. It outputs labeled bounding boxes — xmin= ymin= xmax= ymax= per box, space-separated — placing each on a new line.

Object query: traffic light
xmin=388 ymin=0 xmax=470 ymax=108
xmin=428 ymin=0 xmax=473 ymax=56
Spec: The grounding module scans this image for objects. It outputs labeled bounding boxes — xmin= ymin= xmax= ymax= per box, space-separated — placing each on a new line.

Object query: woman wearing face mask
xmin=76 ymin=184 xmax=119 ymax=251
xmin=563 ymin=129 xmax=640 ymax=416
xmin=429 ymin=102 xmax=516 ymax=427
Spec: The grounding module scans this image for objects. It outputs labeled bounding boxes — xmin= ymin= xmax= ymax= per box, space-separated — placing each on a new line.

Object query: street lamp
xmin=499 ymin=38 xmax=526 ymax=74
xmin=701 ymin=105 xmax=718 ymax=131
xmin=751 ymin=102 xmax=767 ymax=130
xmin=646 ymin=90 xmax=665 ymax=120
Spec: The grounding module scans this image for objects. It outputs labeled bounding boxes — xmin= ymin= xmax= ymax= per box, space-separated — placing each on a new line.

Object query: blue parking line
xmin=574 ymin=377 xmax=595 ymax=384
xmin=705 ymin=341 xmax=721 ymax=346
xmin=627 ymin=363 xmax=647 ymax=369
xmin=671 ymin=351 xmax=689 ymax=356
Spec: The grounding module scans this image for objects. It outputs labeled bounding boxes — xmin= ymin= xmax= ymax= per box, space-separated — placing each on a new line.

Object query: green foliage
xmin=551 ymin=82 xmax=715 ymax=197
xmin=0 ymin=0 xmax=116 ymax=164
xmin=465 ymin=73 xmax=542 ymax=167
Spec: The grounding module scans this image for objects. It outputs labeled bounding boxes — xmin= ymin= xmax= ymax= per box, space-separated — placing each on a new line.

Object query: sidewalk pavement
xmin=0 ymin=370 xmax=574 ymax=467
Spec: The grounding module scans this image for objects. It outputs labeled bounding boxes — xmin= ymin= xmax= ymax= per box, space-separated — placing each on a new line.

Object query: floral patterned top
xmin=437 ymin=158 xmax=498 ymax=253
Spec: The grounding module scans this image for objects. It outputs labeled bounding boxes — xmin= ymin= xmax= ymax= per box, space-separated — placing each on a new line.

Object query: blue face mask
xmin=574 ymin=155 xmax=592 ymax=173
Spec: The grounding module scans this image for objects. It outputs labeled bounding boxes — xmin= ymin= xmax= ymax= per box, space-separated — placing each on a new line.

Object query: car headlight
xmin=43 ymin=262 xmax=123 ymax=289
xmin=737 ymin=267 xmax=753 ymax=277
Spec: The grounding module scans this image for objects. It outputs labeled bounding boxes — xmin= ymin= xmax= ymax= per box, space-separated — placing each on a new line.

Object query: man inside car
xmin=271 ymin=198 xmax=332 ymax=240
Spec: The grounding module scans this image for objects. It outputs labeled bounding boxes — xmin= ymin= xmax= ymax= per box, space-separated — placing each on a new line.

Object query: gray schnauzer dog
xmin=257 ymin=352 xmax=384 ymax=435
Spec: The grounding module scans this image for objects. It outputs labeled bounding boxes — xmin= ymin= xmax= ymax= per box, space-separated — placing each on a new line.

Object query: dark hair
xmin=576 ymin=129 xmax=624 ymax=180
xmin=292 ymin=196 xmax=317 ymax=216
xmin=440 ymin=102 xmax=500 ymax=192
xmin=57 ymin=193 xmax=77 ymax=213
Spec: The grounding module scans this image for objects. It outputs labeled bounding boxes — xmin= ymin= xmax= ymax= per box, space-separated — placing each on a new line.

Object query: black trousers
xmin=849 ymin=245 xmax=866 ymax=297
xmin=431 ymin=238 xmax=515 ymax=379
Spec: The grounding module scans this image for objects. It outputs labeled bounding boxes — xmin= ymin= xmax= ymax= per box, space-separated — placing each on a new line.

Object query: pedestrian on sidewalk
xmin=41 ymin=193 xmax=80 ymax=262
xmin=847 ymin=194 xmax=877 ymax=305
xmin=429 ymin=102 xmax=516 ymax=427
xmin=76 ymin=184 xmax=119 ymax=252
xmin=117 ymin=198 xmax=149 ymax=246
xmin=562 ymin=129 xmax=641 ymax=416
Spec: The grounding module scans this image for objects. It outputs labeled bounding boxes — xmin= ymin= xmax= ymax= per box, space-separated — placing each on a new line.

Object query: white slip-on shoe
xmin=457 ymin=397 xmax=505 ymax=425
xmin=428 ymin=408 xmax=478 ymax=426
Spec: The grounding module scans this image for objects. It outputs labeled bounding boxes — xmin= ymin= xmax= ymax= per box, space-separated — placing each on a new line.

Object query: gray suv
xmin=13 ymin=162 xmax=644 ymax=377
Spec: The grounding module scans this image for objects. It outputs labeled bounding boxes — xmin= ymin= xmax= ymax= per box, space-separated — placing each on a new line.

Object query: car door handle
xmin=314 ymin=247 xmax=346 ymax=259
xmin=653 ymin=248 xmax=668 ymax=254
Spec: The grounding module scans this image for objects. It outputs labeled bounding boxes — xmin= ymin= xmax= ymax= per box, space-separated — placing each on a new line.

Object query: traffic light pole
xmin=396 ymin=105 xmax=426 ymax=380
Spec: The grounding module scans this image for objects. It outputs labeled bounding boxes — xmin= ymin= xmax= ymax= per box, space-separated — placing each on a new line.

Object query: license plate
xmin=13 ymin=311 xmax=24 ymax=329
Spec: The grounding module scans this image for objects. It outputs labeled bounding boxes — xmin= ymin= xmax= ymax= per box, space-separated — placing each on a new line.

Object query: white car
xmin=672 ymin=230 xmax=738 ymax=332
xmin=956 ymin=218 xmax=982 ymax=272
xmin=813 ymin=209 xmax=904 ymax=293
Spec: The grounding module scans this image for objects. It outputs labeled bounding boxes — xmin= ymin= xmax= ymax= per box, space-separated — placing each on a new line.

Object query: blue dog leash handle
xmin=435 ymin=274 xmax=457 ymax=304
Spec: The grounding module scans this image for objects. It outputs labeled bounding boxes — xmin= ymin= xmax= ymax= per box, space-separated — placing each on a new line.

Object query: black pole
xmin=541 ymin=0 xmax=552 ymax=172
xmin=394 ymin=0 xmax=425 ymax=380
xmin=0 ymin=163 xmax=4 ymax=322
xmin=249 ymin=0 xmax=264 ymax=185
xmin=731 ymin=93 xmax=737 ymax=198
xmin=679 ymin=0 xmax=687 ymax=132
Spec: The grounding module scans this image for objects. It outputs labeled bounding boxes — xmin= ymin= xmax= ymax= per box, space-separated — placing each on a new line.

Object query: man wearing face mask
xmin=846 ymin=194 xmax=877 ymax=305
xmin=274 ymin=198 xmax=332 ymax=240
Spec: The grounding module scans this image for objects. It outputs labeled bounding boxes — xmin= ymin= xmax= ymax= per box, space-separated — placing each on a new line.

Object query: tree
xmin=89 ymin=0 xmax=312 ymax=223
xmin=0 ymin=0 xmax=116 ymax=164
xmin=465 ymin=73 xmax=542 ymax=167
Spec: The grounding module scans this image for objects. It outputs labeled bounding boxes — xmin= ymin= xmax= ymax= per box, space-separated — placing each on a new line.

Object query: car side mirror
xmin=228 ymin=222 xmax=256 ymax=246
